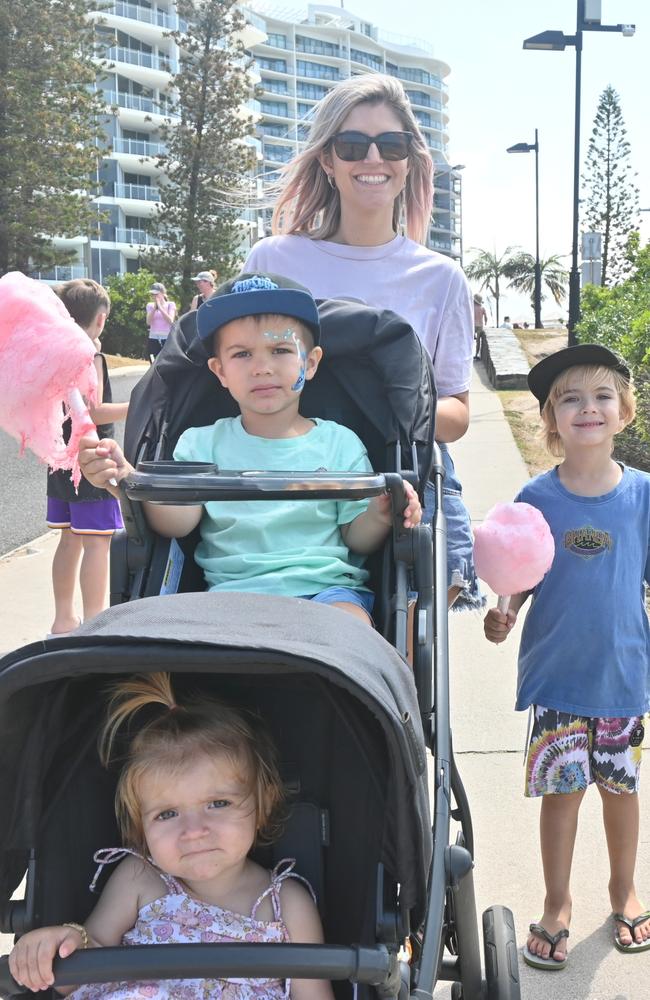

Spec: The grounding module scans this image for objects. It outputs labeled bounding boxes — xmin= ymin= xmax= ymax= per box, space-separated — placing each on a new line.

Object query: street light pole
xmin=523 ymin=0 xmax=635 ymax=346
xmin=568 ymin=7 xmax=583 ymax=344
xmin=506 ymin=129 xmax=541 ymax=329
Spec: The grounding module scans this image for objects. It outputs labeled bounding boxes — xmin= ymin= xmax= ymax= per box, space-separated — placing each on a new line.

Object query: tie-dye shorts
xmin=525 ymin=705 xmax=645 ymax=797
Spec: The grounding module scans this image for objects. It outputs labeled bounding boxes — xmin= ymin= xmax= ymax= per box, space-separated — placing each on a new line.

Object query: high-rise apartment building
xmin=36 ymin=2 xmax=459 ymax=282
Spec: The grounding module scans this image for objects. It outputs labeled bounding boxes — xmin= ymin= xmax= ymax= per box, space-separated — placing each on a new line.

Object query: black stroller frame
xmin=0 ymin=300 xmax=520 ymax=1000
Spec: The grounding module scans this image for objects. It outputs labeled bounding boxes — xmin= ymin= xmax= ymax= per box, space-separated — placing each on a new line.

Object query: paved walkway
xmin=0 ymin=361 xmax=648 ymax=998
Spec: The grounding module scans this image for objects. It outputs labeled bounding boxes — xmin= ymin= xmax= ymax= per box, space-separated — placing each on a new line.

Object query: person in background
xmin=46 ymin=279 xmax=128 ymax=637
xmin=190 ymin=270 xmax=217 ymax=311
xmin=473 ymin=293 xmax=487 ymax=359
xmin=499 ymin=316 xmax=513 ymax=330
xmin=145 ymin=282 xmax=176 ymax=361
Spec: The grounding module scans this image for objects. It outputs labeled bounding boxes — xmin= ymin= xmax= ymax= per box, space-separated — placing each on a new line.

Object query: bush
xmin=102 ymin=270 xmax=182 ymax=358
xmin=577 ymin=235 xmax=650 ymax=467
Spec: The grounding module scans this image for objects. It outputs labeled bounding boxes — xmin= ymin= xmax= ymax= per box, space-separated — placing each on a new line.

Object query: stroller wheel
xmin=482 ymin=905 xmax=520 ymax=1000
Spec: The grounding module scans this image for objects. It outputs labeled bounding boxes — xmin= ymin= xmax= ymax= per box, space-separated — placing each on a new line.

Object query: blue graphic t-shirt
xmin=515 ymin=465 xmax=650 ymax=717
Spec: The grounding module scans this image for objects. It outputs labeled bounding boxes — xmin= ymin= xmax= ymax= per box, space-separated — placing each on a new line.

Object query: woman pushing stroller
xmin=9 ymin=673 xmax=333 ymax=1000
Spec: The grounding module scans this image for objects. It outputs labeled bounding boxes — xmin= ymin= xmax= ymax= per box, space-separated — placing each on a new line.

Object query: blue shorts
xmin=303 ymin=587 xmax=375 ymax=615
xmin=423 ymin=444 xmax=484 ymax=612
xmin=47 ymin=497 xmax=123 ymax=534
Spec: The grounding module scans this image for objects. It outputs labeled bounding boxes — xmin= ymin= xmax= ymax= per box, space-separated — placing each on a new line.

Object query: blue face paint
xmin=262 ymin=328 xmax=307 ymax=392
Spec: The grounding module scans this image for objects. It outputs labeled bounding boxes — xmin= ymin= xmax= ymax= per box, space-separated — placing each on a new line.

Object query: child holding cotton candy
xmin=45 ymin=279 xmax=129 ymax=636
xmin=482 ymin=344 xmax=650 ymax=970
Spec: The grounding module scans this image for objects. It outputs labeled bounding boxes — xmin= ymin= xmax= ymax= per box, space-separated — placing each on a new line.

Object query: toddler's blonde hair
xmin=100 ymin=673 xmax=285 ymax=853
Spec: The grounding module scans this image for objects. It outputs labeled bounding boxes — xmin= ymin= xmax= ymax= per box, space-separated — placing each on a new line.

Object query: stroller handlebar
xmin=0 ymin=943 xmax=395 ymax=997
xmin=123 ymin=464 xmax=407 ymax=506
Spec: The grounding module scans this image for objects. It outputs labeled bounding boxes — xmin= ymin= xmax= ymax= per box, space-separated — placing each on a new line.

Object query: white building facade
xmin=36 ymin=2 xmax=459 ymax=282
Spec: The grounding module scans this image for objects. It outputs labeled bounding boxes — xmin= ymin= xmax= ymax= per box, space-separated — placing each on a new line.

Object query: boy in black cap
xmin=79 ymin=273 xmax=420 ymax=624
xmin=484 ymin=343 xmax=650 ymax=968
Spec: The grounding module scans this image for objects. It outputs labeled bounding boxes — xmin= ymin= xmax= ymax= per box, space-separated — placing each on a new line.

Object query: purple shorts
xmin=46 ymin=497 xmax=123 ymax=535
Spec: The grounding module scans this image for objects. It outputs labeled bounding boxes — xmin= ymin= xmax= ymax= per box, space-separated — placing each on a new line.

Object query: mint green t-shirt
xmin=173 ymin=417 xmax=373 ymax=596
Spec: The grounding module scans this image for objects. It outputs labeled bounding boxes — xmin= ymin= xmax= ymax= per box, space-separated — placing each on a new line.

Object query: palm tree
xmin=464 ymin=247 xmax=520 ymax=326
xmin=506 ymin=253 xmax=569 ymax=315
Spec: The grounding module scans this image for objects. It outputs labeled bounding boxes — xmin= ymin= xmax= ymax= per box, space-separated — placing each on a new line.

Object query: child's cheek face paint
xmin=290 ymin=332 xmax=306 ymax=392
xmin=262 ymin=328 xmax=306 ymax=392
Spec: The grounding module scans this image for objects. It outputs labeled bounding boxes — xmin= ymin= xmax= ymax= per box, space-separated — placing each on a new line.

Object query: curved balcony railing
xmin=114 ymin=227 xmax=159 ymax=245
xmin=113 ymin=138 xmax=166 ymax=157
xmin=107 ymin=46 xmax=177 ymax=74
xmin=31 ymin=265 xmax=87 ymax=282
xmin=105 ymin=2 xmax=177 ymax=30
xmin=103 ymin=91 xmax=176 ymax=118
xmin=113 ymin=183 xmax=161 ymax=201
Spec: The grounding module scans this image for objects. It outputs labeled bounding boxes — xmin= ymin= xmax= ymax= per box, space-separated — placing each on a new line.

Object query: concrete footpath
xmin=0 ymin=362 xmax=648 ymax=998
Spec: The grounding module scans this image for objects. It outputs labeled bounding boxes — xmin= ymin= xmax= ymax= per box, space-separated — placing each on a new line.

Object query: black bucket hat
xmin=197 ymin=273 xmax=320 ymax=345
xmin=528 ymin=343 xmax=630 ymax=410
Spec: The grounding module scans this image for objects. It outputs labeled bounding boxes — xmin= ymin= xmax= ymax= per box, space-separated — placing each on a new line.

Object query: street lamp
xmin=507 ymin=129 xmax=541 ymax=330
xmin=523 ymin=0 xmax=635 ymax=345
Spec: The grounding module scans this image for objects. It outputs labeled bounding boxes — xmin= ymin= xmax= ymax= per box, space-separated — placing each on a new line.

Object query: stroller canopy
xmin=124 ymin=299 xmax=436 ymax=490
xmin=0 ymin=593 xmax=432 ymax=927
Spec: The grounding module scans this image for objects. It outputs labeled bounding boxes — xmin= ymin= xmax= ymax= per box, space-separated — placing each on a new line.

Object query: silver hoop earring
xmin=327 ymin=174 xmax=336 ymax=190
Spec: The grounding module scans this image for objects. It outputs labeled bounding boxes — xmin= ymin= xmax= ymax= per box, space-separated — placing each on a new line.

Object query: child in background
xmin=79 ymin=274 xmax=420 ymax=626
xmin=46 ymin=279 xmax=128 ymax=637
xmin=9 ymin=672 xmax=332 ymax=1000
xmin=484 ymin=344 xmax=650 ymax=969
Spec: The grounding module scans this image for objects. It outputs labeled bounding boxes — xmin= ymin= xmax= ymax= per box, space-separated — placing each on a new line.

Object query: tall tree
xmin=146 ymin=0 xmax=256 ymax=306
xmin=506 ymin=252 xmax=569 ymax=312
xmin=0 ymin=0 xmax=107 ymax=275
xmin=581 ymin=85 xmax=639 ymax=287
xmin=464 ymin=247 xmax=520 ymax=327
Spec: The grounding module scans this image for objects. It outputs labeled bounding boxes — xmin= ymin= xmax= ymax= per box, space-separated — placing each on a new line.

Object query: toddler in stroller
xmin=8 ymin=672 xmax=330 ymax=1000
xmin=78 ymin=274 xmax=421 ymax=627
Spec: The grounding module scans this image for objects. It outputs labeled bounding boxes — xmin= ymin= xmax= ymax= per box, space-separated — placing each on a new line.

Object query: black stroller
xmin=0 ymin=300 xmax=520 ymax=1000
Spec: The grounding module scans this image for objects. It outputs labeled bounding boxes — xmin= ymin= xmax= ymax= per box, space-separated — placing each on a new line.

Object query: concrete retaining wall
xmin=478 ymin=327 xmax=529 ymax=390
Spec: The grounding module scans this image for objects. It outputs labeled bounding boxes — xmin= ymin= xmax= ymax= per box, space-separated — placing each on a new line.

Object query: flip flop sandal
xmin=613 ymin=911 xmax=650 ymax=953
xmin=523 ymin=922 xmax=569 ymax=970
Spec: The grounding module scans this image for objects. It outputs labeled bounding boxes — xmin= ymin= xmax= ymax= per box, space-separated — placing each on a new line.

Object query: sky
xmin=340 ymin=0 xmax=649 ymax=322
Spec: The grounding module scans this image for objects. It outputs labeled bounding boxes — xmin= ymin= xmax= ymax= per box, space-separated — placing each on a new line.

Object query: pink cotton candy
xmin=0 ymin=271 xmax=98 ymax=487
xmin=473 ymin=501 xmax=555 ymax=596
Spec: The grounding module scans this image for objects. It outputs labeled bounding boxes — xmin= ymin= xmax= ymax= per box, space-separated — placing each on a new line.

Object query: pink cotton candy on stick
xmin=473 ymin=501 xmax=555 ymax=612
xmin=0 ymin=271 xmax=98 ymax=488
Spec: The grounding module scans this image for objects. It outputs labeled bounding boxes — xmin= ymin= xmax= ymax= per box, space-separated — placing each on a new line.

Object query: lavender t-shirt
xmin=244 ymin=234 xmax=473 ymax=399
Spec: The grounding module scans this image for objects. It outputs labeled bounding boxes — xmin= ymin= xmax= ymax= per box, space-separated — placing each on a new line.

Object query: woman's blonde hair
xmin=271 ymin=74 xmax=434 ymax=244
xmin=540 ymin=364 xmax=636 ymax=456
xmin=100 ymin=673 xmax=285 ymax=852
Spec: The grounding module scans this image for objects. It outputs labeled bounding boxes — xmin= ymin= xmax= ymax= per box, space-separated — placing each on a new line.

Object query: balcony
xmin=113 ymin=182 xmax=161 ymax=200
xmin=296 ymin=38 xmax=340 ymax=58
xmin=113 ymin=137 xmax=167 ymax=157
xmin=115 ymin=227 xmax=160 ymax=244
xmin=32 ymin=265 xmax=87 ymax=281
xmin=296 ymin=61 xmax=339 ymax=81
xmin=103 ymin=90 xmax=177 ymax=118
xmin=104 ymin=2 xmax=177 ymax=30
xmin=107 ymin=46 xmax=177 ymax=74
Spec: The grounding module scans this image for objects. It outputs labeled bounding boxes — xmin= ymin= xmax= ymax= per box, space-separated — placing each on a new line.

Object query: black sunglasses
xmin=330 ymin=130 xmax=413 ymax=162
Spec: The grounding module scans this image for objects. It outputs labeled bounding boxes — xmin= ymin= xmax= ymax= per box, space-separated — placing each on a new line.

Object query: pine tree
xmin=581 ymin=85 xmax=639 ymax=286
xmin=146 ymin=0 xmax=256 ymax=306
xmin=0 ymin=0 xmax=107 ymax=275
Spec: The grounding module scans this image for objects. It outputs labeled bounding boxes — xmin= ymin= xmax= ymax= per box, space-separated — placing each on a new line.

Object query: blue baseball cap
xmin=197 ymin=273 xmax=320 ymax=345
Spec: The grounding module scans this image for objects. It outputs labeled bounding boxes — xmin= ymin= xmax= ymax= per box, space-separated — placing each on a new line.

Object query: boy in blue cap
xmin=79 ymin=274 xmax=420 ymax=624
